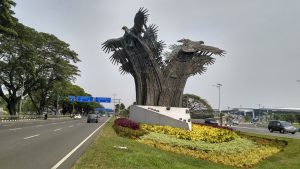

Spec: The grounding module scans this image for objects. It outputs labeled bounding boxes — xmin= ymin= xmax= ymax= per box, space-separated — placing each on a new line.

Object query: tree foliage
xmin=0 ymin=0 xmax=17 ymax=35
xmin=58 ymin=83 xmax=102 ymax=115
xmin=182 ymin=93 xmax=213 ymax=113
xmin=0 ymin=2 xmax=81 ymax=115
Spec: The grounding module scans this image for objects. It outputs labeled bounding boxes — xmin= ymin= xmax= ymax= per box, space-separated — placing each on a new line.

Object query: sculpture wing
xmin=132 ymin=7 xmax=149 ymax=34
xmin=101 ymin=37 xmax=123 ymax=53
xmin=196 ymin=45 xmax=226 ymax=56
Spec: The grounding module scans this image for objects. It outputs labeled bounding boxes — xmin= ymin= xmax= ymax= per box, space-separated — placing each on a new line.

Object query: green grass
xmin=73 ymin=118 xmax=300 ymax=169
xmin=293 ymin=123 xmax=300 ymax=129
xmin=140 ymin=132 xmax=256 ymax=154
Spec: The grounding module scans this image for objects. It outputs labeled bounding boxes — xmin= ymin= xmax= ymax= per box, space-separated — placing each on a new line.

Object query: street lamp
xmin=213 ymin=83 xmax=222 ymax=125
xmin=113 ymin=93 xmax=116 ymax=116
xmin=256 ymin=104 xmax=261 ymax=122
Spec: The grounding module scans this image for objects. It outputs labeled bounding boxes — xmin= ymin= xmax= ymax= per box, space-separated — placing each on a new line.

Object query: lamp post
xmin=214 ymin=83 xmax=222 ymax=125
xmin=257 ymin=104 xmax=261 ymax=122
xmin=113 ymin=93 xmax=116 ymax=116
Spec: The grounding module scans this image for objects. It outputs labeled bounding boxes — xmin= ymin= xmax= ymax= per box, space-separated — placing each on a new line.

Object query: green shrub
xmin=112 ymin=124 xmax=147 ymax=139
xmin=140 ymin=132 xmax=256 ymax=154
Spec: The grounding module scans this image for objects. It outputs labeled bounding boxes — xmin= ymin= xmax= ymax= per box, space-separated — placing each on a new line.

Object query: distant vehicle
xmin=101 ymin=114 xmax=106 ymax=117
xmin=74 ymin=114 xmax=82 ymax=119
xmin=268 ymin=120 xmax=297 ymax=134
xmin=232 ymin=119 xmax=239 ymax=125
xmin=204 ymin=118 xmax=218 ymax=126
xmin=87 ymin=114 xmax=98 ymax=123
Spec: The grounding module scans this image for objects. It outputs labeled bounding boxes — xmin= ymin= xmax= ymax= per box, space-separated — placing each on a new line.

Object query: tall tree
xmin=0 ymin=0 xmax=17 ymax=35
xmin=102 ymin=8 xmax=225 ymax=107
xmin=59 ymin=83 xmax=102 ymax=115
xmin=0 ymin=22 xmax=80 ymax=115
xmin=27 ymin=33 xmax=80 ymax=114
xmin=182 ymin=93 xmax=213 ymax=113
xmin=0 ymin=23 xmax=39 ymax=115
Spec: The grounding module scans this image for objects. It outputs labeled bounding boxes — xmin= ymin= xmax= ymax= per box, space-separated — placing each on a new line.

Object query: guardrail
xmin=0 ymin=115 xmax=71 ymax=122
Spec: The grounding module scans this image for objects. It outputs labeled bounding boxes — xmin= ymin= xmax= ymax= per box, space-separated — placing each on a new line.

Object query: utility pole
xmin=213 ymin=83 xmax=222 ymax=125
xmin=113 ymin=94 xmax=116 ymax=116
xmin=257 ymin=104 xmax=261 ymax=122
xmin=112 ymin=97 xmax=121 ymax=116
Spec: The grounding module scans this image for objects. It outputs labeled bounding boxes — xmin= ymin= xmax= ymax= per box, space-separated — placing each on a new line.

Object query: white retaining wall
xmin=129 ymin=105 xmax=192 ymax=130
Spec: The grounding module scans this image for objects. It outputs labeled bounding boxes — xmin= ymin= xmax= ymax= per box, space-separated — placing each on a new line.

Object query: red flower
xmin=114 ymin=118 xmax=140 ymax=130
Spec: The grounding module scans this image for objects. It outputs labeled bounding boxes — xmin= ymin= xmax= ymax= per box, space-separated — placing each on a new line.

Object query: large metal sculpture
xmin=102 ymin=8 xmax=225 ymax=107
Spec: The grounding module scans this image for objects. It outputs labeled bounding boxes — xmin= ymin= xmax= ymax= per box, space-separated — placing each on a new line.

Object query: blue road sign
xmin=95 ymin=108 xmax=113 ymax=112
xmin=77 ymin=96 xmax=94 ymax=102
xmin=95 ymin=97 xmax=111 ymax=103
xmin=68 ymin=96 xmax=76 ymax=102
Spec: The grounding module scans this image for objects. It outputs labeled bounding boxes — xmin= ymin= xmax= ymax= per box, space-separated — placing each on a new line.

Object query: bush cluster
xmin=141 ymin=124 xmax=238 ymax=143
xmin=193 ymin=123 xmax=234 ymax=131
xmin=114 ymin=118 xmax=140 ymax=130
xmin=112 ymin=124 xmax=146 ymax=139
xmin=138 ymin=127 xmax=286 ymax=168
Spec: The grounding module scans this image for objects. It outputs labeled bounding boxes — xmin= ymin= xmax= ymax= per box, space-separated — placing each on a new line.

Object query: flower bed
xmin=138 ymin=124 xmax=286 ymax=168
xmin=114 ymin=118 xmax=140 ymax=130
xmin=113 ymin=118 xmax=147 ymax=139
xmin=141 ymin=124 xmax=238 ymax=143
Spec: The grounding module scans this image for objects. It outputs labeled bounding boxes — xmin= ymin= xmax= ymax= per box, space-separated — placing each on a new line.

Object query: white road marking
xmin=35 ymin=125 xmax=43 ymax=127
xmin=51 ymin=117 xmax=111 ymax=169
xmin=9 ymin=128 xmax=22 ymax=131
xmin=68 ymin=125 xmax=74 ymax=127
xmin=54 ymin=128 xmax=62 ymax=132
xmin=52 ymin=123 xmax=57 ymax=125
xmin=24 ymin=134 xmax=40 ymax=140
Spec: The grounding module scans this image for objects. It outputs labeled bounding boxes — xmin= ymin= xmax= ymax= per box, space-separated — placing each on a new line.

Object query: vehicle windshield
xmin=88 ymin=114 xmax=97 ymax=118
xmin=281 ymin=121 xmax=292 ymax=127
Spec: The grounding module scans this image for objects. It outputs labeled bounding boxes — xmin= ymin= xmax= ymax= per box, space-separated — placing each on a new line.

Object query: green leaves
xmin=0 ymin=0 xmax=17 ymax=35
xmin=0 ymin=19 xmax=80 ymax=115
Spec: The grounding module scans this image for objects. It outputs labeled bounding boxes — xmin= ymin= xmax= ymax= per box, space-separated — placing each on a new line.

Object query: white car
xmin=74 ymin=114 xmax=82 ymax=119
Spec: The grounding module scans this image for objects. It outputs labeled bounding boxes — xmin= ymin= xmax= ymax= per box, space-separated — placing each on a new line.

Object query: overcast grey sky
xmin=14 ymin=0 xmax=300 ymax=109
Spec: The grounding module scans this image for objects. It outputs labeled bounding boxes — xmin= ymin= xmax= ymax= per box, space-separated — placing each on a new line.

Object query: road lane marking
xmin=69 ymin=125 xmax=74 ymax=127
xmin=51 ymin=117 xmax=111 ymax=169
xmin=24 ymin=134 xmax=40 ymax=140
xmin=35 ymin=125 xmax=43 ymax=127
xmin=54 ymin=128 xmax=62 ymax=132
xmin=52 ymin=123 xmax=57 ymax=125
xmin=9 ymin=128 xmax=22 ymax=131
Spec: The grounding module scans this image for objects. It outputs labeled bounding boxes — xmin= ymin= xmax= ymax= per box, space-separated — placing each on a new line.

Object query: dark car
xmin=268 ymin=120 xmax=297 ymax=134
xmin=87 ymin=114 xmax=98 ymax=123
xmin=204 ymin=118 xmax=218 ymax=126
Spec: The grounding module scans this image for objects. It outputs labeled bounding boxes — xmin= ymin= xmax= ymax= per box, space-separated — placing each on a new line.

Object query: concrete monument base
xmin=129 ymin=105 xmax=192 ymax=130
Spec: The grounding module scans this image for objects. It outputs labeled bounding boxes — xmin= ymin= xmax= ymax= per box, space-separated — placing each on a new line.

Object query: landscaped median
xmin=72 ymin=118 xmax=300 ymax=169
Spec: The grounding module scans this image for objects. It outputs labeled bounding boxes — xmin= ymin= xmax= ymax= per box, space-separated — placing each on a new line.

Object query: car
xmin=268 ymin=120 xmax=297 ymax=134
xmin=232 ymin=119 xmax=239 ymax=125
xmin=87 ymin=114 xmax=98 ymax=123
xmin=204 ymin=118 xmax=218 ymax=126
xmin=74 ymin=114 xmax=82 ymax=119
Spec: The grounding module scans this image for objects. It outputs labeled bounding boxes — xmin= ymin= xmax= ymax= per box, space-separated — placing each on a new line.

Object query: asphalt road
xmin=0 ymin=116 xmax=110 ymax=169
xmin=231 ymin=125 xmax=300 ymax=139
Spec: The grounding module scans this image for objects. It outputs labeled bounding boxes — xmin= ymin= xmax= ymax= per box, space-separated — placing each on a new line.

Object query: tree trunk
xmin=6 ymin=98 xmax=19 ymax=115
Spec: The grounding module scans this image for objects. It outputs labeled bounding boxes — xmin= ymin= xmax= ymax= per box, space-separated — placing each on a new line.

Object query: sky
xmin=13 ymin=0 xmax=300 ymax=109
